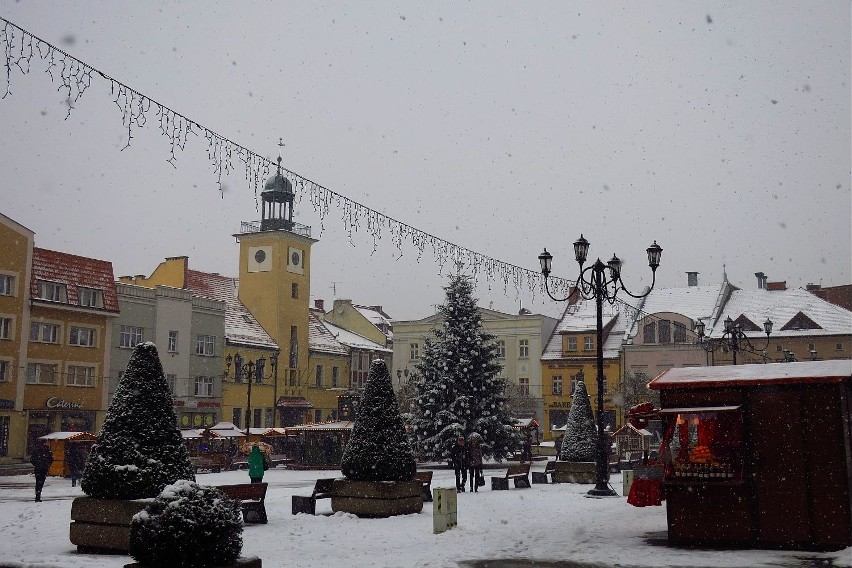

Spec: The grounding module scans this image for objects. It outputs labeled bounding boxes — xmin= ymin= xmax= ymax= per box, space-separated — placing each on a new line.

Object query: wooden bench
xmin=413 ymin=471 xmax=433 ymax=502
xmin=531 ymin=460 xmax=556 ymax=484
xmin=216 ymin=483 xmax=268 ymax=524
xmin=291 ymin=478 xmax=336 ymax=515
xmin=491 ymin=463 xmax=531 ymax=490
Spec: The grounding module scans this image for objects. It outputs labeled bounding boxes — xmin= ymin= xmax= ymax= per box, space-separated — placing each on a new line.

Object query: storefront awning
xmin=276 ymin=397 xmax=314 ymax=409
xmin=659 ymin=405 xmax=741 ymax=414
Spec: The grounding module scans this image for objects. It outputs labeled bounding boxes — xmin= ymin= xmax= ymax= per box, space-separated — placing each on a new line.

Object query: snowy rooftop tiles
xmin=320 ymin=320 xmax=392 ymax=353
xmin=308 ymin=311 xmax=349 ymax=356
xmin=31 ymin=247 xmax=120 ymax=312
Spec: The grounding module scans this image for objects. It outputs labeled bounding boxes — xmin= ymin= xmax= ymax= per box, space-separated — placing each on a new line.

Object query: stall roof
xmin=649 ymin=359 xmax=851 ymax=390
xmin=285 ymin=421 xmax=354 ymax=433
xmin=38 ymin=431 xmax=96 ymax=441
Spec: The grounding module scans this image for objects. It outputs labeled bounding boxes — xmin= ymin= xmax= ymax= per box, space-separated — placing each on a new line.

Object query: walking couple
xmin=450 ymin=435 xmax=484 ymax=493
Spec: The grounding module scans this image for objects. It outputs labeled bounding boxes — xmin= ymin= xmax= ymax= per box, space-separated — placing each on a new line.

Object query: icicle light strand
xmin=0 ymin=16 xmax=583 ymax=301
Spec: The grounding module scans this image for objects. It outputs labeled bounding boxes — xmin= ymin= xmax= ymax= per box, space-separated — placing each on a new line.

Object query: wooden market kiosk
xmin=38 ymin=431 xmax=96 ymax=477
xmin=649 ymin=359 xmax=851 ymax=550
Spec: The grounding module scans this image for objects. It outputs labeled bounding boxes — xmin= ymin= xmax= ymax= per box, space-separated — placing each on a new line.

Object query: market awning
xmin=38 ymin=431 xmax=96 ymax=442
xmin=276 ymin=397 xmax=314 ymax=409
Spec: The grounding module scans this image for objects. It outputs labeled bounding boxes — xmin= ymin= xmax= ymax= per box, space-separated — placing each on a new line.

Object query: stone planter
xmin=125 ymin=557 xmax=261 ymax=568
xmin=552 ymin=461 xmax=597 ymax=484
xmin=69 ymin=496 xmax=152 ymax=552
xmin=331 ymin=479 xmax=423 ymax=518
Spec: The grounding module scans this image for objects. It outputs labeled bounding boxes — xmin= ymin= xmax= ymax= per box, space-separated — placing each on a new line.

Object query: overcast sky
xmin=1 ymin=2 xmax=849 ymax=321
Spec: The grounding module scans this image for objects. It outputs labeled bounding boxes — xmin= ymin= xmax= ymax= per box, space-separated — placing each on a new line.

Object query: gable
xmin=780 ymin=311 xmax=823 ymax=332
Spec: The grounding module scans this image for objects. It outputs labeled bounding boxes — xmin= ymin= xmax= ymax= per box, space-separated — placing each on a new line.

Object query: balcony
xmin=240 ymin=220 xmax=312 ymax=238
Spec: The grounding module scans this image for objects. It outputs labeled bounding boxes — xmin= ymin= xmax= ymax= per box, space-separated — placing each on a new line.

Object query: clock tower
xmin=234 ymin=156 xmax=317 ymax=425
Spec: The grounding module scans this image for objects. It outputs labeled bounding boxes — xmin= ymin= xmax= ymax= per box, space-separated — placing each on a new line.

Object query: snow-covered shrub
xmin=558 ymin=379 xmax=598 ymax=462
xmin=81 ymin=342 xmax=195 ymax=499
xmin=341 ymin=359 xmax=416 ymax=482
xmin=129 ymin=480 xmax=242 ymax=568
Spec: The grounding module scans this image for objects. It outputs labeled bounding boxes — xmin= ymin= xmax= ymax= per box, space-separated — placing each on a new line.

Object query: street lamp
xmin=694 ymin=316 xmax=772 ymax=365
xmin=225 ymin=351 xmax=279 ymax=434
xmin=539 ymin=234 xmax=662 ymax=498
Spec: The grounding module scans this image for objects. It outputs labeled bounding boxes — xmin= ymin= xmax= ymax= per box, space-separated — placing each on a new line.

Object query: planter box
xmin=331 ymin=479 xmax=423 ymax=518
xmin=69 ymin=497 xmax=151 ymax=553
xmin=552 ymin=461 xmax=597 ymax=484
xmin=125 ymin=557 xmax=262 ymax=568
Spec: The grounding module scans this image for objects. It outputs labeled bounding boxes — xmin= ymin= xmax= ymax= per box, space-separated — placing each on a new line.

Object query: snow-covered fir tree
xmin=340 ymin=359 xmax=417 ymax=482
xmin=81 ymin=342 xmax=195 ymax=499
xmin=558 ymin=378 xmax=598 ymax=462
xmin=410 ymin=274 xmax=518 ymax=461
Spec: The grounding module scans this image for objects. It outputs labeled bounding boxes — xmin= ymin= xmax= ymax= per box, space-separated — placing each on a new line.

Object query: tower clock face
xmin=291 ymin=251 xmax=301 ymax=266
xmin=255 ymin=250 xmax=267 ymax=264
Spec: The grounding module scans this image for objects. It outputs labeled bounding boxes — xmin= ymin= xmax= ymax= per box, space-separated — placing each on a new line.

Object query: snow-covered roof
xmin=320 ymin=320 xmax=393 ymax=353
xmin=709 ymin=287 xmax=852 ymax=338
xmin=284 ymin=421 xmax=354 ymax=432
xmin=650 ymin=359 xmax=851 ymax=390
xmin=626 ymin=284 xmax=722 ymax=338
xmin=31 ymin=248 xmax=120 ymax=313
xmin=308 ymin=311 xmax=350 ymax=356
xmin=542 ymin=297 xmax=638 ymax=361
xmin=353 ymin=305 xmax=393 ymax=341
xmin=38 ymin=431 xmax=96 ymax=441
xmin=184 ymin=269 xmax=279 ymax=350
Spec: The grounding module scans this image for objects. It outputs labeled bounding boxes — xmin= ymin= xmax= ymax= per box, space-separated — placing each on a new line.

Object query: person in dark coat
xmin=449 ymin=437 xmax=467 ymax=492
xmin=247 ymin=445 xmax=265 ymax=484
xmin=30 ymin=441 xmax=54 ymax=502
xmin=65 ymin=444 xmax=85 ymax=487
xmin=467 ymin=436 xmax=484 ymax=493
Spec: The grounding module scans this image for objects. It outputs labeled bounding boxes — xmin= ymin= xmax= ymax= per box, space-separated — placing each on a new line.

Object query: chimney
xmin=755 ymin=272 xmax=767 ymax=289
xmin=805 ymin=283 xmax=821 ymax=291
xmin=686 ymin=272 xmax=699 ymax=287
xmin=314 ymin=299 xmax=325 ymax=311
xmin=767 ymin=281 xmax=787 ymax=291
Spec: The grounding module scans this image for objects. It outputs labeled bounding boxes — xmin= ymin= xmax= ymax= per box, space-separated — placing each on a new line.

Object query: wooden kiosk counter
xmin=649 ymin=359 xmax=851 ymax=551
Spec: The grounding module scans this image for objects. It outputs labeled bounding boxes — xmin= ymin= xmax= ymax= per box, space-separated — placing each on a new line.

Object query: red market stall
xmin=649 ymin=359 xmax=851 ymax=550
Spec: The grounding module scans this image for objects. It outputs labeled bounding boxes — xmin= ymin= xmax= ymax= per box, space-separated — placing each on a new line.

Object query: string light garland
xmin=4 ymin=16 xmax=627 ymax=308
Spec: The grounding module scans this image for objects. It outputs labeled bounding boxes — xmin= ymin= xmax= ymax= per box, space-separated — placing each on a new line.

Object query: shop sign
xmin=197 ymin=401 xmax=220 ymax=408
xmin=549 ymin=401 xmax=571 ymax=408
xmin=45 ymin=397 xmax=84 ymax=410
xmin=0 ymin=399 xmax=14 ymax=410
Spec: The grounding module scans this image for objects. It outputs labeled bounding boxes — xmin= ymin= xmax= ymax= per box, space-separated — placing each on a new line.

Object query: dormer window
xmin=780 ymin=312 xmax=822 ymax=332
xmin=78 ymin=287 xmax=104 ymax=308
xmin=37 ymin=280 xmax=66 ymax=302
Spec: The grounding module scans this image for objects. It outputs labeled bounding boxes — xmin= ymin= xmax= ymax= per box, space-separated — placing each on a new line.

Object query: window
xmin=67 ymin=365 xmax=95 ymax=387
xmin=496 ymin=340 xmax=506 ymax=358
xmin=168 ymin=331 xmax=178 ymax=353
xmin=519 ymin=377 xmax=530 ymax=396
xmin=315 ymin=365 xmax=324 ymax=388
xmin=120 ymin=325 xmax=143 ymax=348
xmin=30 ymin=322 xmax=59 ymax=343
xmin=253 ymin=408 xmax=262 ymax=429
xmin=0 ymin=360 xmax=9 ymax=382
xmin=27 ymin=363 xmax=58 ymax=384
xmin=289 ymin=326 xmax=298 ymax=368
xmin=661 ymin=406 xmax=745 ymax=482
xmin=410 ymin=342 xmax=420 ymax=360
xmin=166 ymin=374 xmax=176 ymax=394
xmin=583 ymin=336 xmax=594 ymax=351
xmin=519 ymin=339 xmax=529 ymax=358
xmin=0 ymin=317 xmax=11 ymax=340
xmin=194 ymin=376 xmax=214 ymax=397
xmin=552 ymin=375 xmax=563 ymax=396
xmin=643 ymin=322 xmax=656 ymax=344
xmin=232 ymin=408 xmax=242 ymax=429
xmin=314 ymin=409 xmax=322 ymax=423
xmin=195 ymin=335 xmax=215 ymax=356
xmin=658 ymin=320 xmax=671 ymax=344
xmin=69 ymin=326 xmax=95 ymax=347
xmin=0 ymin=274 xmax=13 ymax=296
xmin=836 ymin=343 xmax=844 ymax=351
xmin=570 ymin=374 xmax=580 ymax=396
xmin=291 ymin=283 xmax=299 ymax=299
xmin=36 ymin=280 xmax=66 ymax=302
xmin=567 ymin=336 xmax=577 ymax=351
xmin=265 ymin=408 xmax=273 ymax=428
xmin=332 ymin=366 xmax=340 ymax=387
xmin=673 ymin=322 xmax=686 ymax=343
xmin=78 ymin=287 xmax=103 ymax=308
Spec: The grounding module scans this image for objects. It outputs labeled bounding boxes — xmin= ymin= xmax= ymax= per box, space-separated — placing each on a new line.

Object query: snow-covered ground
xmin=0 ymin=465 xmax=848 ymax=568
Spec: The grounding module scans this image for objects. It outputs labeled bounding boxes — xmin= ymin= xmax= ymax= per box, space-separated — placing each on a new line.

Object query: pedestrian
xmin=521 ymin=435 xmax=533 ymax=463
xmin=65 ymin=443 xmax=85 ymax=487
xmin=554 ymin=434 xmax=564 ymax=458
xmin=449 ymin=437 xmax=467 ymax=492
xmin=30 ymin=440 xmax=54 ymax=502
xmin=467 ymin=436 xmax=484 ymax=493
xmin=247 ymin=445 xmax=265 ymax=484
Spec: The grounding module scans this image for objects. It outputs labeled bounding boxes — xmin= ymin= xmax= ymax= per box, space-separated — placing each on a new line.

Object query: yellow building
xmin=307 ymin=310 xmax=351 ymax=423
xmin=1 ymin=212 xmax=119 ymax=461
xmin=540 ymin=299 xmax=628 ymax=441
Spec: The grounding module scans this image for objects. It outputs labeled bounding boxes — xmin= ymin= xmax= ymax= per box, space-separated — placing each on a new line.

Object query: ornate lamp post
xmin=539 ymin=235 xmax=662 ymax=497
xmin=694 ymin=316 xmax=772 ymax=365
xmin=226 ymin=351 xmax=279 ymax=434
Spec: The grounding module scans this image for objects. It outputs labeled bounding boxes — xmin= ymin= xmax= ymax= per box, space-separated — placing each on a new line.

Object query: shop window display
xmin=660 ymin=406 xmax=744 ymax=482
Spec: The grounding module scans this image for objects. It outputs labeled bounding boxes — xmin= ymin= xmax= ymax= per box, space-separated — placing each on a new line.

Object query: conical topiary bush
xmin=341 ymin=359 xmax=416 ymax=482
xmin=558 ymin=379 xmax=598 ymax=463
xmin=81 ymin=342 xmax=195 ymax=499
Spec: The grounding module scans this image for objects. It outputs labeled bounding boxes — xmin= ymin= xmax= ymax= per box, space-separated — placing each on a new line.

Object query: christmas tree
xmin=81 ymin=342 xmax=195 ymax=499
xmin=340 ymin=359 xmax=417 ymax=482
xmin=558 ymin=378 xmax=598 ymax=462
xmin=410 ymin=274 xmax=518 ymax=461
